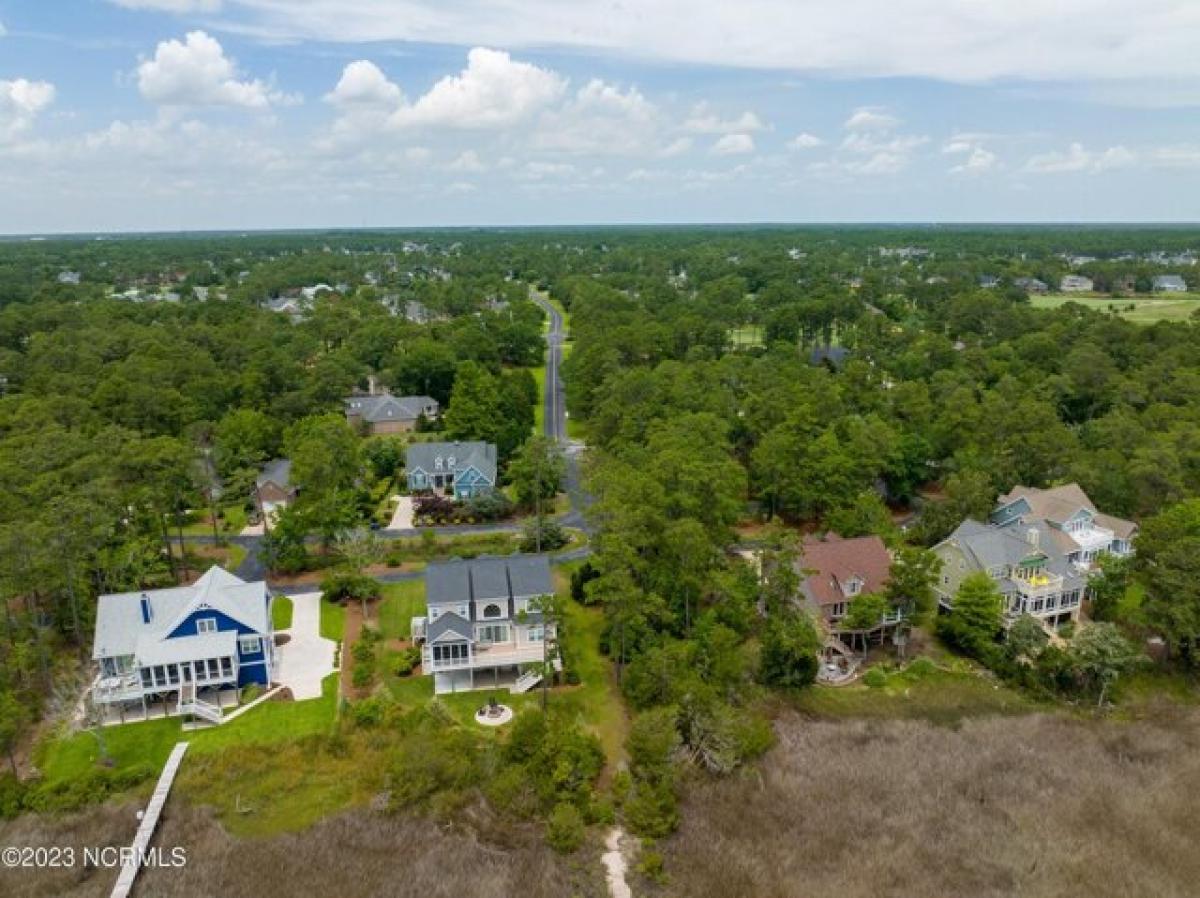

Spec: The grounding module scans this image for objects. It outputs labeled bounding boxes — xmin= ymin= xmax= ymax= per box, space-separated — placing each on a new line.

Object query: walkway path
xmin=274 ymin=592 xmax=337 ymax=700
xmin=601 ymin=827 xmax=633 ymax=898
xmin=110 ymin=741 xmax=189 ymax=898
xmin=387 ymin=495 xmax=414 ymax=530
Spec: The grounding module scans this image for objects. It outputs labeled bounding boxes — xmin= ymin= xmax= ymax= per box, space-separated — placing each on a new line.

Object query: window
xmin=141 ymin=668 xmax=152 ymax=688
xmin=432 ymin=643 xmax=468 ymax=662
xmin=482 ymin=603 xmax=503 ymax=619
xmin=528 ymin=625 xmax=544 ymax=642
xmin=435 ymin=456 xmax=444 ymax=470
xmin=221 ymin=657 xmax=233 ymax=677
xmin=478 ymin=624 xmax=509 ymax=644
xmin=196 ymin=617 xmax=217 ymax=634
xmin=845 ymin=578 xmax=862 ymax=596
xmin=239 ymin=635 xmax=261 ymax=655
xmin=830 ymin=602 xmax=847 ymax=619
xmin=207 ymin=659 xmax=220 ymax=679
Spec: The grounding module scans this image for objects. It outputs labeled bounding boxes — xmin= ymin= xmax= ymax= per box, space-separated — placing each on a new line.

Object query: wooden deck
xmin=110 ymin=741 xmax=189 ymax=898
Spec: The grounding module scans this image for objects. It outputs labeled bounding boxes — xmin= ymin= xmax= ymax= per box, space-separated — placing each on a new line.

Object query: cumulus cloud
xmin=446 ymin=149 xmax=485 ymax=172
xmin=844 ymin=106 xmax=899 ymax=131
xmin=325 ymin=59 xmax=403 ymax=108
xmin=787 ymin=132 xmax=823 ymax=150
xmin=110 ymin=0 xmax=223 ymax=10
xmin=683 ymin=103 xmax=766 ymax=134
xmin=711 ymin=133 xmax=755 ymax=156
xmin=943 ymin=137 xmax=999 ymax=174
xmin=530 ymin=78 xmax=662 ymax=155
xmin=1023 ymin=142 xmax=1135 ymax=174
xmin=137 ymin=31 xmax=289 ymax=108
xmin=389 ymin=47 xmax=565 ymax=129
xmin=0 ymin=78 xmax=56 ymax=142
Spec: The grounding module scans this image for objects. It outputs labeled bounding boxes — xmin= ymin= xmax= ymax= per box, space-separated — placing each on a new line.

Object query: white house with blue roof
xmin=411 ymin=555 xmax=558 ymax=694
xmin=406 ymin=440 xmax=497 ymax=500
xmin=90 ymin=566 xmax=275 ymax=724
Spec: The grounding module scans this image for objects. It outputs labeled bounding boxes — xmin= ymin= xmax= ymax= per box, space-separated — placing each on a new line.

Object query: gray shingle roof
xmin=256 ymin=458 xmax=292 ymax=490
xmin=424 ymin=555 xmax=552 ymax=609
xmin=92 ymin=566 xmax=269 ymax=660
xmin=406 ymin=441 xmax=497 ymax=484
xmin=427 ymin=611 xmax=472 ymax=643
xmin=343 ymin=394 xmax=438 ymax=424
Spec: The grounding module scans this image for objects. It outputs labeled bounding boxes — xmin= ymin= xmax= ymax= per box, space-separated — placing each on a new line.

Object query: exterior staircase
xmin=177 ymin=681 xmax=223 ymax=724
xmin=510 ymin=668 xmax=544 ymax=694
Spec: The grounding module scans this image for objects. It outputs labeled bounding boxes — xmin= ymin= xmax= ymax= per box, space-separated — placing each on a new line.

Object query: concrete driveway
xmin=274 ymin=592 xmax=337 ymax=701
xmin=388 ymin=495 xmax=414 ymax=530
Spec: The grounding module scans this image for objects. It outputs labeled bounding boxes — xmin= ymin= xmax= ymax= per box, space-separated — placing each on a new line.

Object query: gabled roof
xmin=1153 ymin=274 xmax=1187 ymax=289
xmin=796 ymin=534 xmax=891 ymax=608
xmin=92 ymin=566 xmax=269 ymax=660
xmin=406 ymin=441 xmax=497 ymax=484
xmin=256 ymin=458 xmax=293 ymax=490
xmin=343 ymin=393 xmax=437 ymax=424
xmin=427 ymin=611 xmax=472 ymax=643
xmin=995 ymin=483 xmax=1136 ymax=538
xmin=944 ymin=519 xmax=1048 ymax=570
xmin=425 ymin=555 xmax=552 ymax=608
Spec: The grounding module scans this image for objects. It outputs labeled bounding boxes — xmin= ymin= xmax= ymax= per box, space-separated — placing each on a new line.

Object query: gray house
xmin=411 ymin=555 xmax=558 ymax=694
xmin=1153 ymin=274 xmax=1188 ymax=293
xmin=344 ymin=391 xmax=439 ymax=435
xmin=406 ymin=441 xmax=496 ymax=499
xmin=255 ymin=459 xmax=296 ymax=516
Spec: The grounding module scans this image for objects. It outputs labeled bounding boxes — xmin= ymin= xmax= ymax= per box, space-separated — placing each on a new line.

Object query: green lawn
xmin=180 ymin=504 xmax=248 ymax=537
xmin=271 ymin=595 xmax=294 ymax=630
xmin=320 ymin=598 xmax=346 ymax=642
xmin=1030 ymin=293 xmax=1200 ymax=323
xmin=728 ymin=324 xmax=765 ymax=349
xmin=531 ymin=364 xmax=547 ymax=435
xmin=376 ymin=580 xmax=425 ymax=640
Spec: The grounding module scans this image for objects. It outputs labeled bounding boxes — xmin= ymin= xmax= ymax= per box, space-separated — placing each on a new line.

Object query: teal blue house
xmin=406 ymin=441 xmax=497 ymax=500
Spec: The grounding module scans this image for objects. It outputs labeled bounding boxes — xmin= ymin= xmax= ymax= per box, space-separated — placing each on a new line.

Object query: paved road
xmin=529 ymin=289 xmax=567 ymax=444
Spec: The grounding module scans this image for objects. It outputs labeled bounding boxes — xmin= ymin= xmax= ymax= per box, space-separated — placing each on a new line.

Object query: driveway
xmin=388 ymin=495 xmax=414 ymax=530
xmin=274 ymin=592 xmax=337 ymax=701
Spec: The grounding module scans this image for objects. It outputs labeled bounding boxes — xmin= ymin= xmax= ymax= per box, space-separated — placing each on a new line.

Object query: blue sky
xmin=1 ymin=0 xmax=1199 ymax=232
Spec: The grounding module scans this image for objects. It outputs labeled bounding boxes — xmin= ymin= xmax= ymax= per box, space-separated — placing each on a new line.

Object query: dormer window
xmin=447 ymin=456 xmax=456 ymax=468
xmin=435 ymin=457 xmax=444 ymax=470
xmin=845 ymin=577 xmax=862 ymax=597
xmin=197 ymin=617 xmax=217 ymax=634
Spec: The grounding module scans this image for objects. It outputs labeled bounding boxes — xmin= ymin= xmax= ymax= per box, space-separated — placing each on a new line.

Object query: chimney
xmin=1026 ymin=528 xmax=1039 ymax=549
xmin=367 ymin=374 xmax=380 ymax=396
xmin=140 ymin=594 xmax=153 ymax=624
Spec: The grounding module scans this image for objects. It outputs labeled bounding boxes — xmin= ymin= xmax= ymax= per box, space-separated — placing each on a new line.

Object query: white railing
xmin=92 ymin=672 xmax=144 ymax=704
xmin=1014 ymin=572 xmax=1063 ymax=599
xmin=422 ymin=642 xmax=548 ymax=672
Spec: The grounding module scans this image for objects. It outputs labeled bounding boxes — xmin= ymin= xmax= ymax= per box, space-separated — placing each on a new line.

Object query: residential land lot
xmin=1030 ymin=293 xmax=1200 ymax=323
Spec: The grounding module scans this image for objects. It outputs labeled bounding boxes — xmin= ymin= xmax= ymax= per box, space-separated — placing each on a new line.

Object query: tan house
xmin=254 ymin=459 xmax=296 ymax=517
xmin=343 ymin=378 xmax=439 ymax=435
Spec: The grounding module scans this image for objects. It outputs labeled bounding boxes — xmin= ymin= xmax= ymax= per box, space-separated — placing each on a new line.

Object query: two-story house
xmin=90 ymin=565 xmax=275 ymax=724
xmin=933 ymin=519 xmax=1087 ymax=628
xmin=795 ymin=533 xmax=894 ymax=625
xmin=990 ymin=483 xmax=1136 ymax=571
xmin=411 ymin=555 xmax=558 ymax=694
xmin=406 ymin=441 xmax=497 ymax=499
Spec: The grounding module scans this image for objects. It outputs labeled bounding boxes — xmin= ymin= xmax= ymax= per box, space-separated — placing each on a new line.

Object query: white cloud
xmin=210 ymin=2 xmax=1200 ymax=89
xmin=137 ymin=31 xmax=287 ymax=108
xmin=711 ymin=133 xmax=755 ymax=156
xmin=447 ymin=149 xmax=485 ymax=172
xmin=110 ymin=0 xmax=223 ymax=10
xmin=1023 ymin=142 xmax=1135 ymax=174
xmin=844 ymin=106 xmax=899 ymax=130
xmin=787 ymin=132 xmax=823 ymax=150
xmin=0 ymin=19 xmax=7 ymax=38
xmin=389 ymin=47 xmax=565 ymax=129
xmin=0 ymin=79 xmax=56 ymax=142
xmin=683 ymin=103 xmax=766 ymax=134
xmin=951 ymin=146 xmax=998 ymax=174
xmin=530 ymin=78 xmax=661 ymax=155
xmin=658 ymin=137 xmax=692 ymax=157
xmin=325 ymin=60 xmax=402 ymax=108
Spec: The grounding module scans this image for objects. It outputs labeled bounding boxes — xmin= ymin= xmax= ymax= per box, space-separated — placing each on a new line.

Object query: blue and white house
xmin=406 ymin=440 xmax=497 ymax=499
xmin=90 ymin=566 xmax=275 ymax=724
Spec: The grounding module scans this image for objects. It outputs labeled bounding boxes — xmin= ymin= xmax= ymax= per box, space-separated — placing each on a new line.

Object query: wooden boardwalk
xmin=110 ymin=741 xmax=189 ymax=898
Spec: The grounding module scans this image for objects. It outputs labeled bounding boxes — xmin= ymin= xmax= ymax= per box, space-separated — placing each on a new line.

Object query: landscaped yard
xmin=271 ymin=595 xmax=293 ymax=630
xmin=180 ymin=503 xmax=248 ymax=537
xmin=375 ymin=580 xmax=424 ymax=640
xmin=1030 ymin=293 xmax=1200 ymax=323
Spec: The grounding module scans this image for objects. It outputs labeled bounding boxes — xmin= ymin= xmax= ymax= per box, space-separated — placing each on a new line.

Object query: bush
xmin=625 ymin=780 xmax=679 ymax=839
xmin=0 ymin=773 xmax=27 ymax=819
xmin=240 ymin=683 xmax=262 ymax=703
xmin=637 ymin=847 xmax=668 ymax=885
xmin=352 ymin=662 xmax=374 ymax=689
xmin=393 ymin=646 xmax=422 ymax=677
xmin=320 ymin=570 xmax=380 ymax=604
xmin=520 ymin=519 xmax=569 ymax=553
xmin=863 ymin=667 xmax=889 ymax=688
xmin=546 ymin=801 xmax=586 ymax=853
xmin=464 ymin=491 xmax=515 ymax=522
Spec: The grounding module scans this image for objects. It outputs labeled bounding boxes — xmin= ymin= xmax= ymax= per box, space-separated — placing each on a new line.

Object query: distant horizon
xmin=5 ymin=220 xmax=1200 ymax=242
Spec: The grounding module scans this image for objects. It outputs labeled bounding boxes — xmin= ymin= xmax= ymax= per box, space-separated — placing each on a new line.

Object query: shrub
xmin=637 ymin=847 xmax=668 ymax=885
xmin=0 ymin=773 xmax=27 ymax=819
xmin=520 ymin=519 xmax=569 ymax=553
xmin=546 ymin=802 xmax=586 ymax=853
xmin=625 ymin=780 xmax=679 ymax=839
xmin=240 ymin=683 xmax=262 ymax=703
xmin=464 ymin=491 xmax=515 ymax=522
xmin=320 ymin=570 xmax=380 ymax=604
xmin=352 ymin=663 xmax=374 ymax=690
xmin=863 ymin=667 xmax=889 ymax=689
xmin=393 ymin=646 xmax=422 ymax=677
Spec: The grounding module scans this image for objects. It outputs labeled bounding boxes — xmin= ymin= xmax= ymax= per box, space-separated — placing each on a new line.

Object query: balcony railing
xmin=422 ymin=642 xmax=548 ymax=672
xmin=92 ymin=672 xmax=144 ymax=704
xmin=1013 ymin=571 xmax=1063 ymax=599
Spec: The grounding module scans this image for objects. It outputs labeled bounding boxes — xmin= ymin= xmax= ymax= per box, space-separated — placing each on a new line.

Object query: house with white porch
xmin=411 ymin=555 xmax=558 ymax=694
xmin=90 ymin=566 xmax=275 ymax=724
xmin=990 ymin=483 xmax=1136 ymax=571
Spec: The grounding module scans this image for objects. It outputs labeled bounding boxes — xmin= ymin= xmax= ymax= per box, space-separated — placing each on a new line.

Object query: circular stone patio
xmin=474 ymin=704 xmax=514 ymax=727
